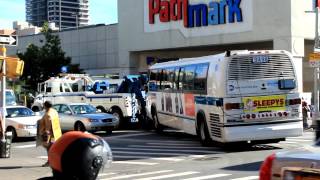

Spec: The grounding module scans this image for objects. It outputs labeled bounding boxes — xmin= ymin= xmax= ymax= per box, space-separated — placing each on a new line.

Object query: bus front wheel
xmin=198 ymin=120 xmax=212 ymax=147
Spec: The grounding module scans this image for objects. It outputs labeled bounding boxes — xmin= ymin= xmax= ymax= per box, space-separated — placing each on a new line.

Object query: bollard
xmin=0 ymin=131 xmax=12 ymax=158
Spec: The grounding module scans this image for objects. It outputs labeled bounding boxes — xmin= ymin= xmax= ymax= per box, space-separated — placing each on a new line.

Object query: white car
xmin=5 ymin=106 xmax=41 ymax=140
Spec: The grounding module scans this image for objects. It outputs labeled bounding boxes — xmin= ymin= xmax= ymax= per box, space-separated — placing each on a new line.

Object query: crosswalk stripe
xmin=147 ymin=142 xmax=199 ymax=146
xmin=106 ymin=132 xmax=154 ymax=139
xmin=285 ymin=139 xmax=313 ymax=142
xmin=101 ymin=170 xmax=173 ymax=180
xmin=112 ymin=161 xmax=158 ymax=165
xmin=112 ymin=147 xmax=221 ymax=154
xmin=181 ymin=173 xmax=231 ymax=180
xmin=135 ymin=171 xmax=200 ymax=180
xmin=14 ymin=144 xmax=36 ymax=148
xmin=114 ymin=155 xmax=184 ymax=161
xmin=129 ymin=145 xmax=217 ymax=150
xmin=98 ymin=173 xmax=116 ymax=177
xmin=113 ymin=150 xmax=200 ymax=156
xmin=229 ymin=176 xmax=259 ymax=180
xmin=151 ymin=157 xmax=184 ymax=162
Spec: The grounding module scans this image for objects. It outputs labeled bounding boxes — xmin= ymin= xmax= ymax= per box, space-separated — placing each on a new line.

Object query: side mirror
xmin=28 ymin=93 xmax=35 ymax=99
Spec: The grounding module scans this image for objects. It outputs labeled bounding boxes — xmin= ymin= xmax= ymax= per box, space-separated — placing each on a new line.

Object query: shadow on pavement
xmin=222 ymin=161 xmax=263 ymax=171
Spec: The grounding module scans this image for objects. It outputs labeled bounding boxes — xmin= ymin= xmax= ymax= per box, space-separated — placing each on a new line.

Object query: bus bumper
xmin=222 ymin=120 xmax=303 ymax=143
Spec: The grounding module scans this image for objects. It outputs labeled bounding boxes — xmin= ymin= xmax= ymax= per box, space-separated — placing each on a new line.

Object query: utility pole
xmin=59 ymin=0 xmax=62 ymax=31
xmin=314 ymin=6 xmax=320 ymax=140
xmin=1 ymin=45 xmax=5 ymax=141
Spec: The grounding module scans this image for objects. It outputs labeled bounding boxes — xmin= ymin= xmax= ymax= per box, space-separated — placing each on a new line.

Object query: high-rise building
xmin=26 ymin=0 xmax=89 ymax=29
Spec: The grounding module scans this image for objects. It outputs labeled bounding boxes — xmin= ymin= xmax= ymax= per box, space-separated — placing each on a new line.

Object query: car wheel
xmin=111 ymin=108 xmax=124 ymax=128
xmin=198 ymin=120 xmax=212 ymax=147
xmin=6 ymin=127 xmax=17 ymax=142
xmin=74 ymin=122 xmax=86 ymax=132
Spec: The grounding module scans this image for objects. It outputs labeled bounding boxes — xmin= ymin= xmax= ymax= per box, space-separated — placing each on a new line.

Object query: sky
xmin=0 ymin=0 xmax=118 ymax=29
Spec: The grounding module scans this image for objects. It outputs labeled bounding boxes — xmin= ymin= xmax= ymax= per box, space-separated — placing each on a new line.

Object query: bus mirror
xmin=216 ymin=99 xmax=223 ymax=107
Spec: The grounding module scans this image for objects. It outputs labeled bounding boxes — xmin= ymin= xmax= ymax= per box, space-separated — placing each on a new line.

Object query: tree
xmin=18 ymin=22 xmax=82 ymax=91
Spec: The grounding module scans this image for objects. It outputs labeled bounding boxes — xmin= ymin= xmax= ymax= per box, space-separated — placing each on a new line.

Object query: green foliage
xmin=17 ymin=22 xmax=82 ymax=91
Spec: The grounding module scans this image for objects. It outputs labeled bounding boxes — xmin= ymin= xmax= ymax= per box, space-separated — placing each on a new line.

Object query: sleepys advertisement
xmin=243 ymin=95 xmax=286 ymax=113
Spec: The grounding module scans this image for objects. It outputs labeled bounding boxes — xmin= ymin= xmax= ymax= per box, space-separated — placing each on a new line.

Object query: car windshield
xmin=6 ymin=107 xmax=34 ymax=117
xmin=70 ymin=104 xmax=97 ymax=114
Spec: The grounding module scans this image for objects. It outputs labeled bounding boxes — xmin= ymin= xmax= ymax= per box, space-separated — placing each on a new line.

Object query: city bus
xmin=147 ymin=50 xmax=303 ymax=146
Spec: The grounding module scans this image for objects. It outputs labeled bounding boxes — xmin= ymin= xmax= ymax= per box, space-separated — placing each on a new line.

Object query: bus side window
xmin=194 ymin=63 xmax=209 ymax=93
xmin=179 ymin=67 xmax=185 ymax=90
xmin=149 ymin=69 xmax=158 ymax=91
xmin=174 ymin=68 xmax=180 ymax=90
xmin=167 ymin=68 xmax=175 ymax=90
xmin=161 ymin=69 xmax=170 ymax=90
xmin=183 ymin=65 xmax=196 ymax=91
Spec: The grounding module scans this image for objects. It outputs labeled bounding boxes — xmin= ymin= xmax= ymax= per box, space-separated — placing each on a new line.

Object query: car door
xmin=59 ymin=105 xmax=76 ymax=131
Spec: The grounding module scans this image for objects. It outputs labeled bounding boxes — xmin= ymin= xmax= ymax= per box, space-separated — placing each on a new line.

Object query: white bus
xmin=148 ymin=50 xmax=303 ymax=146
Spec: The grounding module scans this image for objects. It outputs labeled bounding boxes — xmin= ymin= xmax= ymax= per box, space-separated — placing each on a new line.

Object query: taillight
xmin=289 ymin=98 xmax=301 ymax=105
xmin=260 ymin=153 xmax=276 ymax=180
xmin=225 ymin=103 xmax=242 ymax=110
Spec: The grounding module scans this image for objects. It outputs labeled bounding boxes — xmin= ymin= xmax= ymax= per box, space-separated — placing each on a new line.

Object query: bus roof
xmin=149 ymin=50 xmax=290 ymax=69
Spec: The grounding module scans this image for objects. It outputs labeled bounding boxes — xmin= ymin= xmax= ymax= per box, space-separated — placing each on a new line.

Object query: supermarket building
xmin=8 ymin=0 xmax=318 ymax=94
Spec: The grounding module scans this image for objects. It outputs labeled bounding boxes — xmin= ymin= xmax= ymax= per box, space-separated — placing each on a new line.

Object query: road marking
xmin=129 ymin=145 xmax=216 ymax=150
xmin=101 ymin=170 xmax=173 ymax=180
xmin=147 ymin=142 xmax=199 ymax=146
xmin=114 ymin=155 xmax=184 ymax=162
xmin=112 ymin=147 xmax=221 ymax=154
xmin=285 ymin=139 xmax=313 ymax=142
xmin=182 ymin=173 xmax=231 ymax=180
xmin=37 ymin=156 xmax=48 ymax=159
xmin=135 ymin=171 xmax=199 ymax=180
xmin=14 ymin=144 xmax=36 ymax=148
xmin=230 ymin=176 xmax=259 ymax=180
xmin=112 ymin=161 xmax=158 ymax=165
xmin=105 ymin=132 xmax=154 ymax=139
xmin=151 ymin=157 xmax=184 ymax=162
xmin=98 ymin=173 xmax=116 ymax=177
xmin=113 ymin=150 xmax=201 ymax=156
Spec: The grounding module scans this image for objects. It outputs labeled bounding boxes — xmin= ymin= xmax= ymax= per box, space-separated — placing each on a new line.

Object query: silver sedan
xmin=53 ymin=103 xmax=119 ymax=134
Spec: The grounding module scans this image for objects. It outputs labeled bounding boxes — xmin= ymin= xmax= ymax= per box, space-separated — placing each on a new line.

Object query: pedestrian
xmin=38 ymin=101 xmax=62 ymax=167
xmin=302 ymin=98 xmax=309 ymax=130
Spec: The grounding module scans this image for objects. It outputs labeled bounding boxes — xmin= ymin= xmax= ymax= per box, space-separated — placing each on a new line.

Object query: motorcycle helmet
xmin=48 ymin=131 xmax=112 ymax=180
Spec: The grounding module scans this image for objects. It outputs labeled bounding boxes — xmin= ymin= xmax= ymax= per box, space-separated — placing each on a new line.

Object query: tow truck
xmin=31 ymin=74 xmax=144 ymax=128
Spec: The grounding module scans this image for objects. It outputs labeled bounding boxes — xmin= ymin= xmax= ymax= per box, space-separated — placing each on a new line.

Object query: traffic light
xmin=5 ymin=57 xmax=24 ymax=78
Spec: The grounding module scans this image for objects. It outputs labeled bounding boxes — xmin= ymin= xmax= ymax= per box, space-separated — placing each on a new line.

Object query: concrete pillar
xmin=274 ymin=37 xmax=304 ymax=92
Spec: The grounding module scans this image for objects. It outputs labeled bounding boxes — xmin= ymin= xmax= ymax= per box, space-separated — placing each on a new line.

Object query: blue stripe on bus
xmin=195 ymin=96 xmax=223 ymax=106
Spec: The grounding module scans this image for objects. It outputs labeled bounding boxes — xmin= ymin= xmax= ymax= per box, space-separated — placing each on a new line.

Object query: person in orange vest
xmin=38 ymin=101 xmax=62 ymax=167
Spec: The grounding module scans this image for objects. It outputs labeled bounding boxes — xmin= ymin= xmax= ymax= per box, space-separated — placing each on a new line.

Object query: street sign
xmin=0 ymin=35 xmax=17 ymax=46
xmin=309 ymin=52 xmax=320 ymax=67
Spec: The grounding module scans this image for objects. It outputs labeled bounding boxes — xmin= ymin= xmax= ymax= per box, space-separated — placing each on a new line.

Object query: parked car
xmin=5 ymin=106 xmax=41 ymax=140
xmin=53 ymin=103 xmax=119 ymax=134
xmin=260 ymin=141 xmax=320 ymax=180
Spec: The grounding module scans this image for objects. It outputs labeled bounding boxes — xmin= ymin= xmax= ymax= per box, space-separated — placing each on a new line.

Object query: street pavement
xmin=0 ymin=130 xmax=315 ymax=180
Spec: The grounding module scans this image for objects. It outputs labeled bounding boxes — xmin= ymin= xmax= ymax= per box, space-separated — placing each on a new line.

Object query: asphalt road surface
xmin=0 ymin=129 xmax=315 ymax=180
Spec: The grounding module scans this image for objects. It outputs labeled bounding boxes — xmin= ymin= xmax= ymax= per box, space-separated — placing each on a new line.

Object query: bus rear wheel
xmin=198 ymin=120 xmax=212 ymax=147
